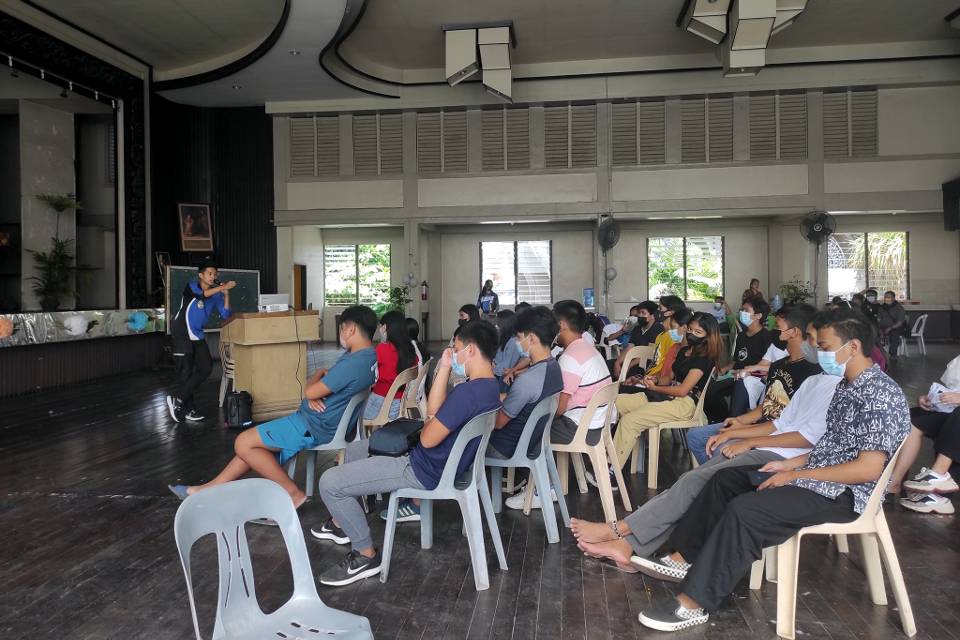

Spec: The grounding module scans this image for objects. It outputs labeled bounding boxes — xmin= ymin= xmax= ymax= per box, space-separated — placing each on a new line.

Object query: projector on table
xmin=258 ymin=294 xmax=290 ymax=313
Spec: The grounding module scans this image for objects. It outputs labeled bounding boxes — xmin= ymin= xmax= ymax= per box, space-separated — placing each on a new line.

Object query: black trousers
xmin=668 ymin=465 xmax=858 ymax=612
xmin=174 ymin=338 xmax=212 ymax=413
xmin=704 ymin=376 xmax=736 ymax=422
xmin=911 ymin=406 xmax=960 ymax=476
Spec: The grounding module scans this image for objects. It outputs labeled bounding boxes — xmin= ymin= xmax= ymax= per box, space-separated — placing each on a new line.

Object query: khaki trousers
xmin=612 ymin=393 xmax=695 ymax=466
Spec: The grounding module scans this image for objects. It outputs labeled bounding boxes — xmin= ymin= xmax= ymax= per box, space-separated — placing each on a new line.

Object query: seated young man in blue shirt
xmin=311 ymin=320 xmax=502 ymax=587
xmin=167 ymin=258 xmax=235 ymax=423
xmin=168 ymin=305 xmax=378 ymax=509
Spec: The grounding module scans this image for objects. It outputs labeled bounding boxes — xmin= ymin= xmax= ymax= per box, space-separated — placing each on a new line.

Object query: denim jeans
xmin=687 ymin=422 xmax=725 ymax=465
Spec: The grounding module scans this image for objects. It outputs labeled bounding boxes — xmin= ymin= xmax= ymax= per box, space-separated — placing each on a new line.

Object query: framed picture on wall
xmin=177 ymin=203 xmax=214 ymax=252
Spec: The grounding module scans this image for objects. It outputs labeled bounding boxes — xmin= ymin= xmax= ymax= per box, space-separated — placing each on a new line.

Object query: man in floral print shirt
xmin=633 ymin=309 xmax=910 ymax=633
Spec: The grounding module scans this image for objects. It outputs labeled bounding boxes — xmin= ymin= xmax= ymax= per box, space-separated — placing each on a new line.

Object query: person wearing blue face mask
xmin=311 ymin=320 xmax=501 ymax=587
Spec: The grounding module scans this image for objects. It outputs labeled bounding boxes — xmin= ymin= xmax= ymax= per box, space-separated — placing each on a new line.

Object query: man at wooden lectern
xmin=167 ymin=258 xmax=236 ymax=423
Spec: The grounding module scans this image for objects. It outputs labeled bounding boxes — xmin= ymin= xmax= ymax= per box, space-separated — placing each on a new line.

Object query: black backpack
xmin=224 ymin=391 xmax=253 ymax=428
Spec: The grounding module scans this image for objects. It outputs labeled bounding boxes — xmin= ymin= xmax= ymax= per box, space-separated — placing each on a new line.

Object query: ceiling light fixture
xmin=442 ymin=21 xmax=515 ymax=101
xmin=721 ymin=0 xmax=776 ymax=77
xmin=288 ymin=49 xmax=301 ymax=56
xmin=231 ymin=84 xmax=242 ymax=90
xmin=680 ymin=0 xmax=731 ymax=44
xmin=444 ymin=28 xmax=479 ymax=85
xmin=771 ymin=0 xmax=808 ymax=35
xmin=479 ymin=26 xmax=513 ymax=103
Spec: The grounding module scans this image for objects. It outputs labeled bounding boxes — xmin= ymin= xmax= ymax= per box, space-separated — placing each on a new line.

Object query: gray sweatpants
xmin=622 ymin=449 xmax=783 ymax=558
xmin=316 ymin=439 xmax=425 ymax=552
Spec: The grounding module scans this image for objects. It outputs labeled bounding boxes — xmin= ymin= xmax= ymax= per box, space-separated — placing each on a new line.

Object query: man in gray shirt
xmin=877 ymin=290 xmax=907 ymax=359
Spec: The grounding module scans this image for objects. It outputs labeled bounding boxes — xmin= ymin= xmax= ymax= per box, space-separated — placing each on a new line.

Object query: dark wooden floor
xmin=2 ymin=342 xmax=959 ymax=640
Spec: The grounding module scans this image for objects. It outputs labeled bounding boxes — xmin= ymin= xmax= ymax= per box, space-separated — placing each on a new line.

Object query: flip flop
xmin=583 ymin=550 xmax=641 ymax=573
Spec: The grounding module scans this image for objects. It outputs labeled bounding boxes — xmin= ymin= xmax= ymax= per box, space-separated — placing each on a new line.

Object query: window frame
xmin=827 ymin=231 xmax=910 ymax=299
xmin=646 ymin=235 xmax=725 ymax=302
xmin=479 ymin=240 xmax=554 ymax=306
xmin=323 ymin=243 xmax=392 ymax=306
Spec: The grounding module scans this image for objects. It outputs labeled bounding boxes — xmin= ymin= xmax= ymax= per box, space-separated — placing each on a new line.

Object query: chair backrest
xmin=173 ymin=478 xmax=321 ymax=640
xmin=495 ymin=393 xmax=561 ymax=464
xmin=368 ymin=365 xmax=419 ymax=425
xmin=862 ymin=439 xmax=907 ymax=517
xmin=912 ymin=314 xmax=928 ymax=336
xmin=217 ymin=339 xmax=235 ymax=373
xmin=567 ymin=381 xmax=619 ymax=446
xmin=330 ymin=390 xmax=370 ymax=446
xmin=434 ymin=408 xmax=499 ymax=491
xmin=618 ymin=345 xmax=656 ymax=382
xmin=401 ymin=358 xmax=432 ymax=419
xmin=690 ymin=368 xmax=716 ymax=423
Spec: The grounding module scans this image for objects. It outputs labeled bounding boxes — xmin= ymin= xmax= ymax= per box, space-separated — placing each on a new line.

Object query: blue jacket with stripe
xmin=171 ymin=281 xmax=230 ymax=343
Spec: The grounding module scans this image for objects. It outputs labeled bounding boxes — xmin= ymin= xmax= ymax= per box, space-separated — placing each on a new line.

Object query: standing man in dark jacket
xmin=167 ymin=259 xmax=235 ymax=422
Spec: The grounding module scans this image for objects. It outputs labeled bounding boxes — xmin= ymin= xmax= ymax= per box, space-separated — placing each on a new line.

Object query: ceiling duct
xmin=681 ymin=0 xmax=731 ymax=44
xmin=721 ymin=0 xmax=776 ymax=77
xmin=479 ymin=26 xmax=512 ymax=102
xmin=445 ymin=28 xmax=478 ymax=86
xmin=772 ymin=0 xmax=808 ymax=35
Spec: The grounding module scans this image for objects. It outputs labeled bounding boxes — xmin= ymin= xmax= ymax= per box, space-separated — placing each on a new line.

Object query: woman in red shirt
xmin=363 ymin=310 xmax=419 ymax=420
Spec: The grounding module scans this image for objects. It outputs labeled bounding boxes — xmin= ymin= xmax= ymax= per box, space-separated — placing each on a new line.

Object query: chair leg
xmin=588 ymin=446 xmax=618 ymax=523
xmin=647 ymin=428 xmax=661 ymax=490
xmin=478 ymin=480 xmax=508 ymax=570
xmin=919 ymin=336 xmax=926 ymax=356
xmin=546 ymin=447 xmax=571 ymax=527
xmin=459 ymin=492 xmax=490 ymax=591
xmin=775 ymin=536 xmax=802 ymax=640
xmin=604 ymin=431 xmax=632 ymax=511
xmin=630 ymin=441 xmax=639 ymax=474
xmin=859 ymin=533 xmax=887 ymax=606
xmin=835 ymin=533 xmax=849 ymax=554
xmin=286 ymin=456 xmax=297 ymax=481
xmin=749 ymin=551 xmax=766 ymax=590
xmin=557 ymin=452 xmax=570 ymax=495
xmin=571 ymin=453 xmax=589 ymax=494
xmin=505 ymin=467 xmax=515 ymax=494
xmin=305 ymin=451 xmax=317 ymax=498
xmin=380 ymin=494 xmax=400 ymax=583
xmin=875 ymin=513 xmax=917 ymax=637
xmin=533 ymin=459 xmax=561 ymax=544
xmin=419 ymin=499 xmax=434 ymax=549
xmin=765 ymin=546 xmax=778 ymax=583
xmin=218 ymin=375 xmax=228 ymax=407
xmin=490 ymin=466 xmax=504 ymax=513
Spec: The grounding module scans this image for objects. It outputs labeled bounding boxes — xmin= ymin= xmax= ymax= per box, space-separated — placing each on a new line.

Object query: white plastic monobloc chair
xmin=174 ymin=478 xmax=373 ymax=640
xmin=899 ymin=314 xmax=928 ymax=357
xmin=618 ymin=345 xmax=656 ymax=383
xmin=400 ymin=358 xmax=432 ymax=420
xmin=749 ymin=442 xmax=916 ymax=640
xmin=217 ymin=339 xmax=235 ymax=407
xmin=363 ymin=365 xmax=419 ymax=434
xmin=380 ymin=409 xmax=506 ymax=591
xmin=286 ymin=390 xmax=369 ymax=497
xmin=485 ymin=393 xmax=568 ymax=543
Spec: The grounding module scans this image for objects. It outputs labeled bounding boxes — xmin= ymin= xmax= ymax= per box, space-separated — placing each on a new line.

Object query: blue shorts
xmin=257 ymin=412 xmax=319 ymax=465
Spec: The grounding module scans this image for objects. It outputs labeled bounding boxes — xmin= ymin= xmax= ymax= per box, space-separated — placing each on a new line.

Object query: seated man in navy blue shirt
xmin=311 ymin=320 xmax=502 ymax=587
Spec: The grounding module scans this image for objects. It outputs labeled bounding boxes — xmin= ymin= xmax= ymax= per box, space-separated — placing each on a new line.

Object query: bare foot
xmin=577 ymin=538 xmax=636 ymax=572
xmin=570 ymin=517 xmax=618 ymax=543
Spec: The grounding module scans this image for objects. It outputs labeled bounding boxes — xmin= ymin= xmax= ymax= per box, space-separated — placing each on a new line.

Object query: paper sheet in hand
xmin=928 ymin=382 xmax=958 ymax=414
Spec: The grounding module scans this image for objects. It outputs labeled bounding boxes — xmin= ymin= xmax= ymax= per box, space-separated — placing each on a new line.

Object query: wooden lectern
xmin=219 ymin=310 xmax=319 ymax=422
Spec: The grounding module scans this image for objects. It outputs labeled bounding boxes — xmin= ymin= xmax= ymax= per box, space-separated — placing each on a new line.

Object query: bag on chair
xmin=224 ymin=391 xmax=253 ymax=428
xmin=368 ymin=418 xmax=424 ymax=457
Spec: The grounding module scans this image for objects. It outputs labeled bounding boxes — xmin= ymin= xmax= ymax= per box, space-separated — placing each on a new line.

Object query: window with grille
xmin=480 ymin=241 xmax=552 ymax=306
xmin=324 ymin=243 xmax=391 ymax=306
xmin=827 ymin=232 xmax=908 ymax=300
xmin=648 ymin=236 xmax=723 ymax=301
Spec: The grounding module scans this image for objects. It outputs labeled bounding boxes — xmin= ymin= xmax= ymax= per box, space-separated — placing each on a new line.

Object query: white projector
xmin=259 ymin=304 xmax=288 ymax=313
xmin=258 ymin=294 xmax=290 ymax=313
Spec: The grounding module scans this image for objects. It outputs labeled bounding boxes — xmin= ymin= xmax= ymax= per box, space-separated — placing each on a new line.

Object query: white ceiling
xmin=29 ymin=0 xmax=286 ymax=79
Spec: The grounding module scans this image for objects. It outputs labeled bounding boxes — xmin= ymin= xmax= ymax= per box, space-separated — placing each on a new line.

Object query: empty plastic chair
xmin=901 ymin=314 xmax=928 ymax=357
xmin=485 ymin=394 xmax=569 ymax=543
xmin=174 ymin=478 xmax=373 ymax=640
xmin=380 ymin=409 xmax=506 ymax=591
xmin=286 ymin=390 xmax=368 ymax=498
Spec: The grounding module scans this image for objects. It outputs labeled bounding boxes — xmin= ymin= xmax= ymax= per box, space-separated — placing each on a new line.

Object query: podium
xmin=219 ymin=310 xmax=319 ymax=422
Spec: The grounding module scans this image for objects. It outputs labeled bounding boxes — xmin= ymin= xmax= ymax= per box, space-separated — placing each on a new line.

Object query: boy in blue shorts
xmin=168 ymin=305 xmax=377 ymax=507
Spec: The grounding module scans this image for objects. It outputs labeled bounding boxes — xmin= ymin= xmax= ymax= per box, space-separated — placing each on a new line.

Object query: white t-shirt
xmin=761 ymin=373 xmax=842 ymax=459
xmin=762 ymin=343 xmax=789 ymax=363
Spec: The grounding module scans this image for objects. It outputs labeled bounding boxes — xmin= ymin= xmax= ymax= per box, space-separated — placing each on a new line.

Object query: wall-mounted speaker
xmin=944 ymin=177 xmax=960 ymax=231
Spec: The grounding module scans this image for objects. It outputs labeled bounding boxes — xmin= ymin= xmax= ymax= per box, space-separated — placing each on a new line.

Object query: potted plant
xmin=30 ymin=193 xmax=81 ymax=311
xmin=779 ymin=277 xmax=814 ymax=305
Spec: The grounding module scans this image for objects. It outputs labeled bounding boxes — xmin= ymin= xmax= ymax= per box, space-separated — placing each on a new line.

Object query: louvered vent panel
xmin=379 ymin=113 xmax=403 ymax=173
xmin=637 ymin=100 xmax=665 ymax=164
xmin=315 ymin=116 xmax=340 ymax=176
xmin=611 ymin=101 xmax=638 ymax=166
xmin=416 ymin=112 xmax=441 ymax=173
xmin=505 ymin=108 xmax=530 ymax=170
xmin=289 ymin=117 xmax=315 ymax=176
xmin=707 ymin=97 xmax=733 ymax=162
xmin=482 ymin=109 xmax=505 ymax=170
xmin=352 ymin=114 xmax=378 ymax=175
xmin=749 ymin=94 xmax=777 ymax=161
xmin=544 ymin=106 xmax=569 ymax=168
xmin=778 ymin=92 xmax=808 ymax=160
xmin=442 ymin=111 xmax=467 ymax=172
xmin=823 ymin=91 xmax=849 ymax=158
xmin=680 ymin=99 xmax=706 ymax=163
xmin=850 ymin=90 xmax=878 ymax=157
xmin=570 ymin=104 xmax=597 ymax=167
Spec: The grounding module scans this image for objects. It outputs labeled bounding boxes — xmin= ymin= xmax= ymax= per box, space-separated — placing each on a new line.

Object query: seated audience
xmin=687 ymin=305 xmax=820 ymax=463
xmin=167 ymin=305 xmax=378 ymax=507
xmin=643 ymin=295 xmax=686 ymax=379
xmin=611 ymin=301 xmax=663 ymax=377
xmin=620 ymin=309 xmax=690 ymax=394
xmin=310 ymin=320 xmax=501 ymax=586
xmin=852 ymin=291 xmax=880 ymax=332
xmin=604 ymin=305 xmax=641 ymax=347
xmin=365 ymin=310 xmax=420 ymax=421
xmin=704 ymin=296 xmax=772 ymax=422
xmin=515 ymin=301 xmax=532 ymax=313
xmin=631 ymin=309 xmax=909 ymax=632
xmin=458 ymin=303 xmax=481 ymax=326
xmin=570 ymin=316 xmax=838 ymax=568
xmin=877 ymin=290 xmax=907 ymax=360
xmin=611 ymin=312 xmax=723 ymax=471
xmin=710 ymin=296 xmax=733 ymax=333
xmin=890 ymin=353 xmax=960 ymax=514
xmin=493 ymin=309 xmax=523 ymax=390
xmin=728 ymin=338 xmax=789 ymax=417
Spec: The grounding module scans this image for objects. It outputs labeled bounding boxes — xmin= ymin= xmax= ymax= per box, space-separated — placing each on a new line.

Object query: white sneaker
xmin=900 ymin=493 xmax=955 ymax=514
xmin=505 ymin=488 xmax=558 ymax=510
xmin=584 ymin=468 xmax=619 ymax=492
xmin=903 ymin=468 xmax=959 ymax=494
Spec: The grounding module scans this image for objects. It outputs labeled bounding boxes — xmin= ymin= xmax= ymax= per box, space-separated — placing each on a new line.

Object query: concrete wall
xmin=19 ymin=100 xmax=75 ymax=310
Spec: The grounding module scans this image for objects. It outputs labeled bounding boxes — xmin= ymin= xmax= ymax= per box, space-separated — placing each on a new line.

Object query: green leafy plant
xmin=31 ymin=193 xmax=81 ymax=310
xmin=36 ymin=193 xmax=82 ymax=214
xmin=779 ymin=277 xmax=814 ymax=305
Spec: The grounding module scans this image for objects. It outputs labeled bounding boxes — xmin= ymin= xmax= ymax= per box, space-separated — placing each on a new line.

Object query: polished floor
xmin=1 ymin=342 xmax=959 ymax=639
